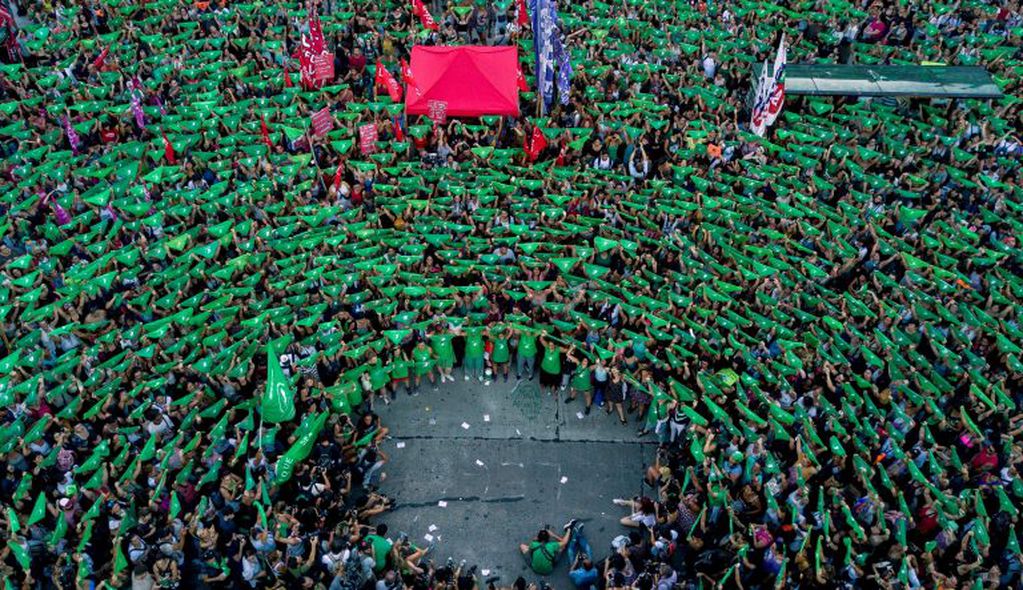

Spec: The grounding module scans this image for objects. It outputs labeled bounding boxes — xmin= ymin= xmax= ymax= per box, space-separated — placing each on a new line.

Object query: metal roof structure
xmin=758 ymin=64 xmax=1003 ymax=99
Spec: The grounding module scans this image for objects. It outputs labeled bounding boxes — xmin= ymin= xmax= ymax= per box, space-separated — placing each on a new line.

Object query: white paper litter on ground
xmin=428 ymin=524 xmax=438 ymax=532
xmin=437 ymin=501 xmax=448 ymax=507
xmin=424 ymin=534 xmax=434 ymax=542
xmin=483 ymin=415 xmax=491 ymax=422
xmin=576 ymin=411 xmax=584 ymax=419
xmin=475 ymin=459 xmax=485 ymax=466
xmin=461 ymin=422 xmax=470 ymax=429
xmin=560 ymin=476 xmax=568 ymax=484
xmin=396 ymin=441 xmax=406 ymax=448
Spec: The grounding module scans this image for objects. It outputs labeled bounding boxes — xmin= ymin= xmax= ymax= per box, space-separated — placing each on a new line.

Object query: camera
xmin=422 ymin=152 xmax=445 ymax=168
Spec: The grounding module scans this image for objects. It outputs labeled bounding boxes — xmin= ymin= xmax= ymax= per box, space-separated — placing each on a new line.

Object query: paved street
xmin=375 ymin=375 xmax=658 ymax=587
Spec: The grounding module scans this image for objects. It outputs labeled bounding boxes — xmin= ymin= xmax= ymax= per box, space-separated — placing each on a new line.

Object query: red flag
xmin=333 ymin=162 xmax=345 ymax=190
xmin=260 ymin=116 xmax=272 ymax=150
xmin=162 ymin=131 xmax=176 ymax=164
xmin=311 ymin=107 xmax=334 ymax=137
xmin=411 ymin=0 xmax=439 ymax=31
xmin=525 ymin=126 xmax=547 ymax=163
xmin=392 ymin=117 xmax=405 ymax=142
xmin=516 ymin=63 xmax=530 ymax=92
xmin=0 ymin=4 xmax=19 ymax=61
xmin=516 ymin=0 xmax=529 ymax=28
xmin=92 ymin=46 xmax=109 ymax=69
xmin=308 ymin=7 xmax=325 ymax=53
xmin=375 ymin=59 xmax=403 ymax=102
xmin=298 ymin=41 xmax=316 ymax=89
xmin=295 ymin=5 xmax=327 ymax=91
xmin=400 ymin=58 xmax=421 ymax=99
xmin=283 ymin=64 xmax=293 ymax=88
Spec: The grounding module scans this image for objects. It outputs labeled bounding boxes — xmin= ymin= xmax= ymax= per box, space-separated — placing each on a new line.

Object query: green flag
xmin=27 ymin=495 xmax=47 ymax=526
xmin=261 ymin=343 xmax=295 ymax=423
xmin=275 ymin=411 xmax=329 ymax=484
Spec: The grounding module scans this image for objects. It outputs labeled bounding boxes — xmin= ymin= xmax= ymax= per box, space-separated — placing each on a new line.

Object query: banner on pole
xmin=311 ymin=107 xmax=334 ymax=137
xmin=359 ymin=123 xmax=378 ymax=154
xmin=313 ymin=52 xmax=334 ymax=82
xmin=427 ymin=99 xmax=448 ymax=125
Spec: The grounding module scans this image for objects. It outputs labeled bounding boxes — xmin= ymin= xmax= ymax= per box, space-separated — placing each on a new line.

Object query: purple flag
xmin=130 ymin=91 xmax=145 ymax=129
xmin=42 ymin=193 xmax=71 ymax=226
xmin=52 ymin=201 xmax=71 ymax=226
xmin=62 ymin=115 xmax=81 ymax=154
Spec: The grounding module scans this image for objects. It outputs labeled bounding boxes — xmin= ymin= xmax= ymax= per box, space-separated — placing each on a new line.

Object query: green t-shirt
xmin=529 ymin=540 xmax=560 ymax=574
xmin=571 ymin=366 xmax=592 ymax=390
xmin=465 ymin=328 xmax=485 ymax=359
xmin=492 ymin=337 xmax=510 ymax=363
xmin=391 ymin=359 xmax=410 ymax=379
xmin=412 ymin=346 xmax=433 ymax=367
xmin=370 ymin=363 xmax=389 ymax=389
xmin=541 ymin=346 xmax=561 ymax=374
xmin=366 ymin=534 xmax=392 ymax=572
xmin=519 ymin=331 xmax=537 ymax=357
xmin=430 ymin=333 xmax=455 ymax=362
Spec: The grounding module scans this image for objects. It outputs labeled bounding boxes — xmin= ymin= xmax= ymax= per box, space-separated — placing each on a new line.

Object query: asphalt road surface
xmin=375 ymin=374 xmax=657 ymax=588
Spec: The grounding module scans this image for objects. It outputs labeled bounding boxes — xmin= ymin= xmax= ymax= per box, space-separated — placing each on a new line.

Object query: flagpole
xmin=304 ymin=129 xmax=330 ymax=196
xmin=256 ymin=416 xmax=264 ymax=465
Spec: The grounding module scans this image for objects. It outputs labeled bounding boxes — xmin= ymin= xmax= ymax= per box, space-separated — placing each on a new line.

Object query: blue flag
xmin=529 ymin=0 xmax=570 ymax=113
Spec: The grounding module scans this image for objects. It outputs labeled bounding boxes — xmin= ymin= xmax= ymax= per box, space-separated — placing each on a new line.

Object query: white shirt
xmin=242 ymin=556 xmax=262 ymax=584
xmin=322 ymin=550 xmax=349 ymax=573
xmin=701 ymin=55 xmax=717 ymax=78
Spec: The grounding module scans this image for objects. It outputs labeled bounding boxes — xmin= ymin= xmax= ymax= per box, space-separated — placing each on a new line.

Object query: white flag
xmin=765 ymin=34 xmax=787 ymax=127
xmin=750 ymin=60 xmax=772 ymax=137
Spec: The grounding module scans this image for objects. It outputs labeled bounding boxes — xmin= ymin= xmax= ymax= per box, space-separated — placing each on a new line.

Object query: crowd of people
xmin=1 ymin=0 xmax=1023 ymax=587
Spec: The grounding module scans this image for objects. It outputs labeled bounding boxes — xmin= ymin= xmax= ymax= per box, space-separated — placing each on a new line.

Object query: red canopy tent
xmin=405 ymin=46 xmax=520 ymax=117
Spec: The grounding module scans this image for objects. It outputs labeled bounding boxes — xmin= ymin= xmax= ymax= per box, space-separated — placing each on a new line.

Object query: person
xmin=131 ymin=564 xmax=156 ymax=590
xmin=605 ymin=368 xmax=628 ymax=425
xmin=518 ymin=522 xmax=576 ymax=576
xmin=537 ymin=334 xmax=563 ymax=396
xmin=429 ymin=327 xmax=457 ymax=384
xmin=514 ymin=327 xmax=537 ymax=381
xmin=411 ymin=340 xmax=437 ymax=394
xmin=566 ymin=348 xmax=593 ymax=409
xmin=2 ymin=0 xmax=1023 ymax=587
xmin=461 ymin=325 xmax=486 ymax=383
xmin=566 ymin=522 xmax=598 ymax=589
xmin=489 ymin=327 xmax=511 ymax=383
xmin=365 ymin=524 xmax=394 ymax=576
xmin=613 ymin=496 xmax=658 ymax=529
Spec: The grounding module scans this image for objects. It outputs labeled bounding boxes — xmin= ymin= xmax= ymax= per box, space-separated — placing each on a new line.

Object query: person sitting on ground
xmin=518 ymin=521 xmax=577 ymax=575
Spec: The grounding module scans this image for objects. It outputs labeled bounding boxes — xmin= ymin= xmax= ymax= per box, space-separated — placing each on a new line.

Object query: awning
xmin=405 ymin=45 xmax=520 ymax=117
xmin=756 ymin=64 xmax=1002 ymax=99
